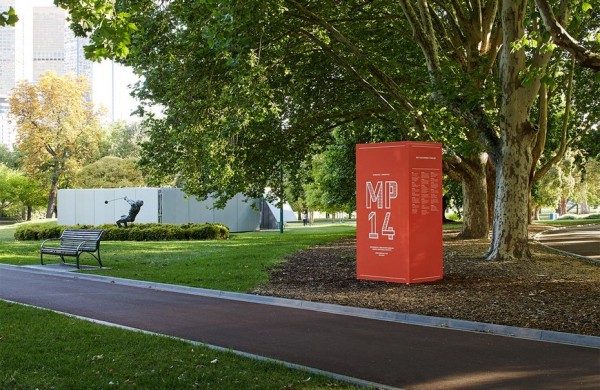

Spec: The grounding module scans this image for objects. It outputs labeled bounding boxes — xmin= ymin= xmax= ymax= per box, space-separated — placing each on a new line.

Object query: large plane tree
xmin=56 ymin=0 xmax=598 ymax=260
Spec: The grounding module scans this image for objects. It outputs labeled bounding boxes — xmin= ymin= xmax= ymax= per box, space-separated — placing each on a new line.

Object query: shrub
xmin=15 ymin=222 xmax=63 ymax=241
xmin=584 ymin=213 xmax=600 ymax=219
xmin=15 ymin=223 xmax=230 ymax=241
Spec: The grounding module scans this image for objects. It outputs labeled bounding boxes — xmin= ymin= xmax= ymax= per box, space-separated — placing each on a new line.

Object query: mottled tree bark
xmin=444 ymin=154 xmax=489 ymax=239
xmin=487 ymin=0 xmax=551 ymax=260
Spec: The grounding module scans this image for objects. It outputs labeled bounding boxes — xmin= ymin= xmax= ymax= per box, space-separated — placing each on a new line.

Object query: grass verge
xmin=0 ymin=301 xmax=355 ymax=389
xmin=533 ymin=218 xmax=600 ymax=226
xmin=0 ymin=223 xmax=357 ymax=292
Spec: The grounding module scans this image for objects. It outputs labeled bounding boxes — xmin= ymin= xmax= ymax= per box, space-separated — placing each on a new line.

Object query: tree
xmin=75 ymin=156 xmax=145 ymax=188
xmin=0 ymin=165 xmax=46 ymax=220
xmin=9 ymin=175 xmax=47 ymax=221
xmin=101 ymin=121 xmax=145 ymax=159
xmin=303 ymin=145 xmax=356 ymax=217
xmin=0 ymin=165 xmax=17 ymax=214
xmin=0 ymin=145 xmax=20 ymax=169
xmin=56 ymin=0 xmax=599 ymax=260
xmin=9 ymin=71 xmax=103 ymax=218
xmin=0 ymin=6 xmax=17 ymax=27
xmin=536 ymin=0 xmax=600 ymax=72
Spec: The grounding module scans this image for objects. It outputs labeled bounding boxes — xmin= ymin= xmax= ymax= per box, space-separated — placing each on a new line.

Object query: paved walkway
xmin=1 ymin=264 xmax=598 ymax=389
xmin=535 ymin=224 xmax=600 ymax=262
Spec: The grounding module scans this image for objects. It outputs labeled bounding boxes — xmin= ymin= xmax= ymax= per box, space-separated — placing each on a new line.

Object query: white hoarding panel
xmin=134 ymin=188 xmax=159 ymax=224
xmin=57 ymin=189 xmax=76 ymax=225
xmin=58 ymin=188 xmax=263 ymax=231
xmin=160 ymin=188 xmax=179 ymax=224
xmin=75 ymin=189 xmax=96 ymax=225
xmin=236 ymin=195 xmax=261 ymax=232
xmin=96 ymin=189 xmax=117 ymax=225
xmin=188 ymin=196 xmax=215 ymax=224
xmin=213 ymin=196 xmax=239 ymax=231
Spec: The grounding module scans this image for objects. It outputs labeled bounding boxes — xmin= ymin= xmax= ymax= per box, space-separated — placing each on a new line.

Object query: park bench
xmin=40 ymin=229 xmax=104 ymax=269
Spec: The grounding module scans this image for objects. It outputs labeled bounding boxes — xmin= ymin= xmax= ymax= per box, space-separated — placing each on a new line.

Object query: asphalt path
xmin=535 ymin=224 xmax=600 ymax=261
xmin=1 ymin=264 xmax=598 ymax=389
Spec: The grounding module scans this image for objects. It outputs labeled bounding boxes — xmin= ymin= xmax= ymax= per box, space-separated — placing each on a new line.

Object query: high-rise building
xmin=0 ymin=0 xmax=32 ymax=147
xmin=0 ymin=1 xmax=94 ymax=148
xmin=64 ymin=28 xmax=92 ymax=80
xmin=32 ymin=6 xmax=65 ymax=80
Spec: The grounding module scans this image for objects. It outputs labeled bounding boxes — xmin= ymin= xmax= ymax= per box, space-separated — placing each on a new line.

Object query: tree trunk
xmin=486 ymin=160 xmax=496 ymax=230
xmin=580 ymin=201 xmax=589 ymax=214
xmin=27 ymin=206 xmax=32 ymax=221
xmin=458 ymin=162 xmax=489 ymax=239
xmin=559 ymin=197 xmax=567 ymax=215
xmin=444 ymin=154 xmax=489 ymax=239
xmin=486 ymin=0 xmax=547 ymax=261
xmin=533 ymin=205 xmax=541 ymax=221
xmin=46 ymin=174 xmax=59 ymax=218
xmin=487 ymin=132 xmax=534 ymax=260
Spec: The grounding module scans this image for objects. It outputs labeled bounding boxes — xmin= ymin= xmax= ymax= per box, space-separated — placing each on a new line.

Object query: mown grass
xmin=534 ymin=218 xmax=600 ymax=226
xmin=0 ymin=223 xmax=357 ymax=292
xmin=0 ymin=301 xmax=356 ymax=389
xmin=0 ymin=223 xmax=361 ymax=389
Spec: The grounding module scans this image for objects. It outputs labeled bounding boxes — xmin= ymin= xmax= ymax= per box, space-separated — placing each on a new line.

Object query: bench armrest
xmin=40 ymin=238 xmax=61 ymax=249
xmin=75 ymin=240 xmax=99 ymax=251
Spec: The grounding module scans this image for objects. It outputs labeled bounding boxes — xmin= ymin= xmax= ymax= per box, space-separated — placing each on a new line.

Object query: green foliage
xmin=303 ymin=130 xmax=359 ymax=214
xmin=101 ymin=121 xmax=145 ymax=159
xmin=56 ymin=0 xmax=600 ymax=260
xmin=14 ymin=222 xmax=229 ymax=241
xmin=0 ymin=145 xmax=20 ymax=169
xmin=74 ymin=156 xmax=145 ymax=188
xmin=0 ymin=6 xmax=18 ymax=26
xmin=0 ymin=165 xmax=46 ymax=219
xmin=585 ymin=213 xmax=600 ymax=219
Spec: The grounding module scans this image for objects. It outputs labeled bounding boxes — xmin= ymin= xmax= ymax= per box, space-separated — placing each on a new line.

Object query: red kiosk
xmin=356 ymin=141 xmax=443 ymax=284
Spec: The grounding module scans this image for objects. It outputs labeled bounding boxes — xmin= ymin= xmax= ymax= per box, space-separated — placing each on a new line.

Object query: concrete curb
xmin=4 ymin=263 xmax=599 ymax=349
xmin=533 ymin=224 xmax=600 ymax=266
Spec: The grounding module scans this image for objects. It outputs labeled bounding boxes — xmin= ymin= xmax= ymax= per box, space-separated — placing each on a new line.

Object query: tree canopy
xmin=55 ymin=0 xmax=600 ymax=260
xmin=75 ymin=156 xmax=145 ymax=188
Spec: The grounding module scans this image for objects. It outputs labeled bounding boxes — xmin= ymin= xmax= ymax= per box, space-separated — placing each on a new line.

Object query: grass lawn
xmin=0 ymin=223 xmax=361 ymax=388
xmin=0 ymin=223 xmax=357 ymax=292
xmin=0 ymin=301 xmax=355 ymax=389
xmin=2 ymin=219 xmax=595 ymax=388
xmin=534 ymin=218 xmax=600 ymax=226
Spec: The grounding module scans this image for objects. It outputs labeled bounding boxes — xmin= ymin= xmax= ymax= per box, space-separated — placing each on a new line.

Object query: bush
xmin=14 ymin=222 xmax=63 ymax=241
xmin=15 ymin=223 xmax=230 ymax=241
xmin=584 ymin=213 xmax=600 ymax=219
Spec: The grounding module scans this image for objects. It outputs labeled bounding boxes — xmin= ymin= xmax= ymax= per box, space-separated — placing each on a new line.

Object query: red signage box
xmin=356 ymin=141 xmax=443 ymax=284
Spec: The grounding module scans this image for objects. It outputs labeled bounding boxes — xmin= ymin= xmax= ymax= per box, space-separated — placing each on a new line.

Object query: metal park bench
xmin=40 ymin=229 xmax=104 ymax=269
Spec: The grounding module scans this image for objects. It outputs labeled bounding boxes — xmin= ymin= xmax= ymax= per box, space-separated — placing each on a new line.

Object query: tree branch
xmin=287 ymin=1 xmax=427 ymax=129
xmin=535 ymin=0 xmax=600 ymax=72
xmin=533 ymin=57 xmax=575 ymax=183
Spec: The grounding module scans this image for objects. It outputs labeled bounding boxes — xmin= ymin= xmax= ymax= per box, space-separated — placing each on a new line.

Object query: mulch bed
xmin=252 ymin=228 xmax=600 ymax=337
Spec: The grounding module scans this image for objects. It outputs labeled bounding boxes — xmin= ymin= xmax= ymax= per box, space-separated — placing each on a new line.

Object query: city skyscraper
xmin=0 ymin=0 xmax=94 ymax=148
xmin=0 ymin=0 xmax=31 ymax=147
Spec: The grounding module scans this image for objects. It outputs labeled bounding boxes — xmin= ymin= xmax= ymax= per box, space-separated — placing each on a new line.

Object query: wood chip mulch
xmin=252 ymin=229 xmax=600 ymax=337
